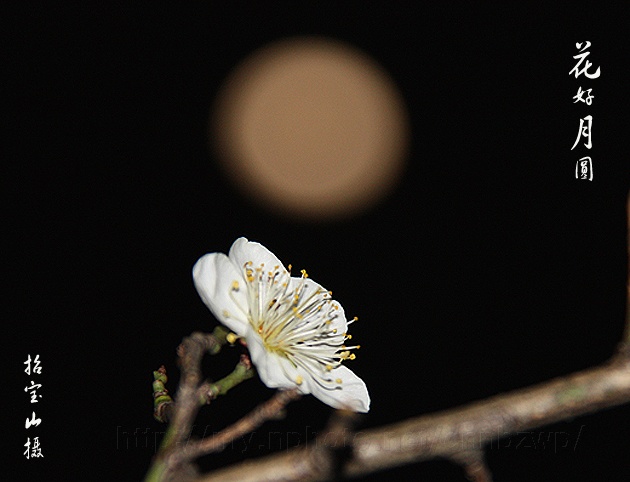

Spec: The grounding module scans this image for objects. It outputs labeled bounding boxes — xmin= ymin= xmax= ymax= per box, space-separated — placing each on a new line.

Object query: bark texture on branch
xmin=195 ymin=353 xmax=630 ymax=481
xmin=147 ymin=194 xmax=630 ymax=481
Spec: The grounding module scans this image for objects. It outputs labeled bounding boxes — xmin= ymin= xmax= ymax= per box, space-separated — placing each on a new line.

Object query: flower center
xmin=231 ymin=261 xmax=359 ymax=388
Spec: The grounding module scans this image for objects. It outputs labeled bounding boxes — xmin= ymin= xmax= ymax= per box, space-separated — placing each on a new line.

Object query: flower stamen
xmin=193 ymin=238 xmax=369 ymax=412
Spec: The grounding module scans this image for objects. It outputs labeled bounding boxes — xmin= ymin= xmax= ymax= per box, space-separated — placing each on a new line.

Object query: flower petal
xmin=309 ymin=365 xmax=370 ymax=413
xmin=194 ymin=238 xmax=369 ymax=413
xmin=228 ymin=237 xmax=286 ymax=273
xmin=192 ymin=252 xmax=250 ymax=336
xmin=244 ymin=324 xmax=307 ymax=391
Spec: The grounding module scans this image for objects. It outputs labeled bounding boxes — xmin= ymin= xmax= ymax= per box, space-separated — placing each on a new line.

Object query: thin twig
xmin=166 ymin=332 xmax=221 ymax=449
xmin=149 ymin=195 xmax=630 ymax=481
xmin=145 ymin=328 xmax=230 ymax=482
xmin=310 ymin=409 xmax=361 ymax=480
xmin=197 ymin=354 xmax=255 ymax=405
xmin=195 ymin=355 xmax=630 ymax=481
xmin=178 ymin=389 xmax=302 ymax=462
xmin=451 ymin=450 xmax=493 ymax=482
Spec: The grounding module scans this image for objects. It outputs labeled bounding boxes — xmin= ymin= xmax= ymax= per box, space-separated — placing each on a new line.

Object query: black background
xmin=5 ymin=2 xmax=630 ymax=481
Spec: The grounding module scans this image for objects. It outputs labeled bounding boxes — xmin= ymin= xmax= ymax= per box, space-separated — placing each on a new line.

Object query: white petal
xmin=309 ymin=365 xmax=370 ymax=413
xmin=243 ymin=326 xmax=277 ymax=386
xmin=228 ymin=237 xmax=286 ymax=272
xmin=245 ymin=325 xmax=301 ymax=388
xmin=193 ymin=252 xmax=250 ymax=336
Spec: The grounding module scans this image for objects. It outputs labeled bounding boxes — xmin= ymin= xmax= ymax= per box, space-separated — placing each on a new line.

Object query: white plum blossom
xmin=193 ymin=237 xmax=370 ymax=412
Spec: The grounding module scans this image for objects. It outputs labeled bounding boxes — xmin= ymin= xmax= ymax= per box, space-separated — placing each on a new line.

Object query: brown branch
xmin=311 ymin=409 xmax=362 ymax=479
xmin=177 ymin=389 xmax=302 ymax=462
xmin=148 ymin=194 xmax=630 ymax=481
xmin=190 ymin=408 xmax=362 ymax=482
xmin=146 ymin=328 xmax=299 ymax=482
xmin=452 ymin=450 xmax=493 ymax=482
xmin=167 ymin=332 xmax=224 ymax=447
xmin=194 ymin=353 xmax=630 ymax=481
xmin=146 ymin=328 xmax=231 ymax=482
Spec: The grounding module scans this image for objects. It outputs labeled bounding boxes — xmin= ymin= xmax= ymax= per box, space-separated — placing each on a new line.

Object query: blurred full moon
xmin=211 ymin=37 xmax=409 ymax=220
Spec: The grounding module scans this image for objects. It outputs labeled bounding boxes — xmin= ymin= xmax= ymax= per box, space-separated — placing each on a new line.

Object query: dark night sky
xmin=5 ymin=2 xmax=630 ymax=481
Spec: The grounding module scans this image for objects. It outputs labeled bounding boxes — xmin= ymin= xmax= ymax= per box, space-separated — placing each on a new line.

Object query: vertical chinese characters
xmin=570 ymin=41 xmax=600 ymax=181
xmin=24 ymin=354 xmax=44 ymax=459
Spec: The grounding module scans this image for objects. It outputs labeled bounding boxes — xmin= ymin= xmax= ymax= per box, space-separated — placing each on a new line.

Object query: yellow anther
xmin=335 ymin=378 xmax=342 ymax=384
xmin=258 ymin=324 xmax=264 ymax=334
xmin=301 ymin=269 xmax=308 ymax=278
xmin=222 ymin=309 xmax=231 ymax=318
xmin=226 ymin=332 xmax=238 ymax=344
xmin=288 ymin=264 xmax=292 ymax=271
xmin=345 ymin=334 xmax=352 ymax=339
xmin=353 ymin=316 xmax=358 ymax=321
xmin=231 ymin=280 xmax=239 ymax=290
xmin=295 ymin=375 xmax=303 ymax=385
xmin=349 ymin=354 xmax=356 ymax=360
xmin=325 ymin=320 xmax=331 ymax=325
xmin=332 ymin=329 xmax=337 ymax=334
xmin=325 ymin=364 xmax=333 ymax=371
